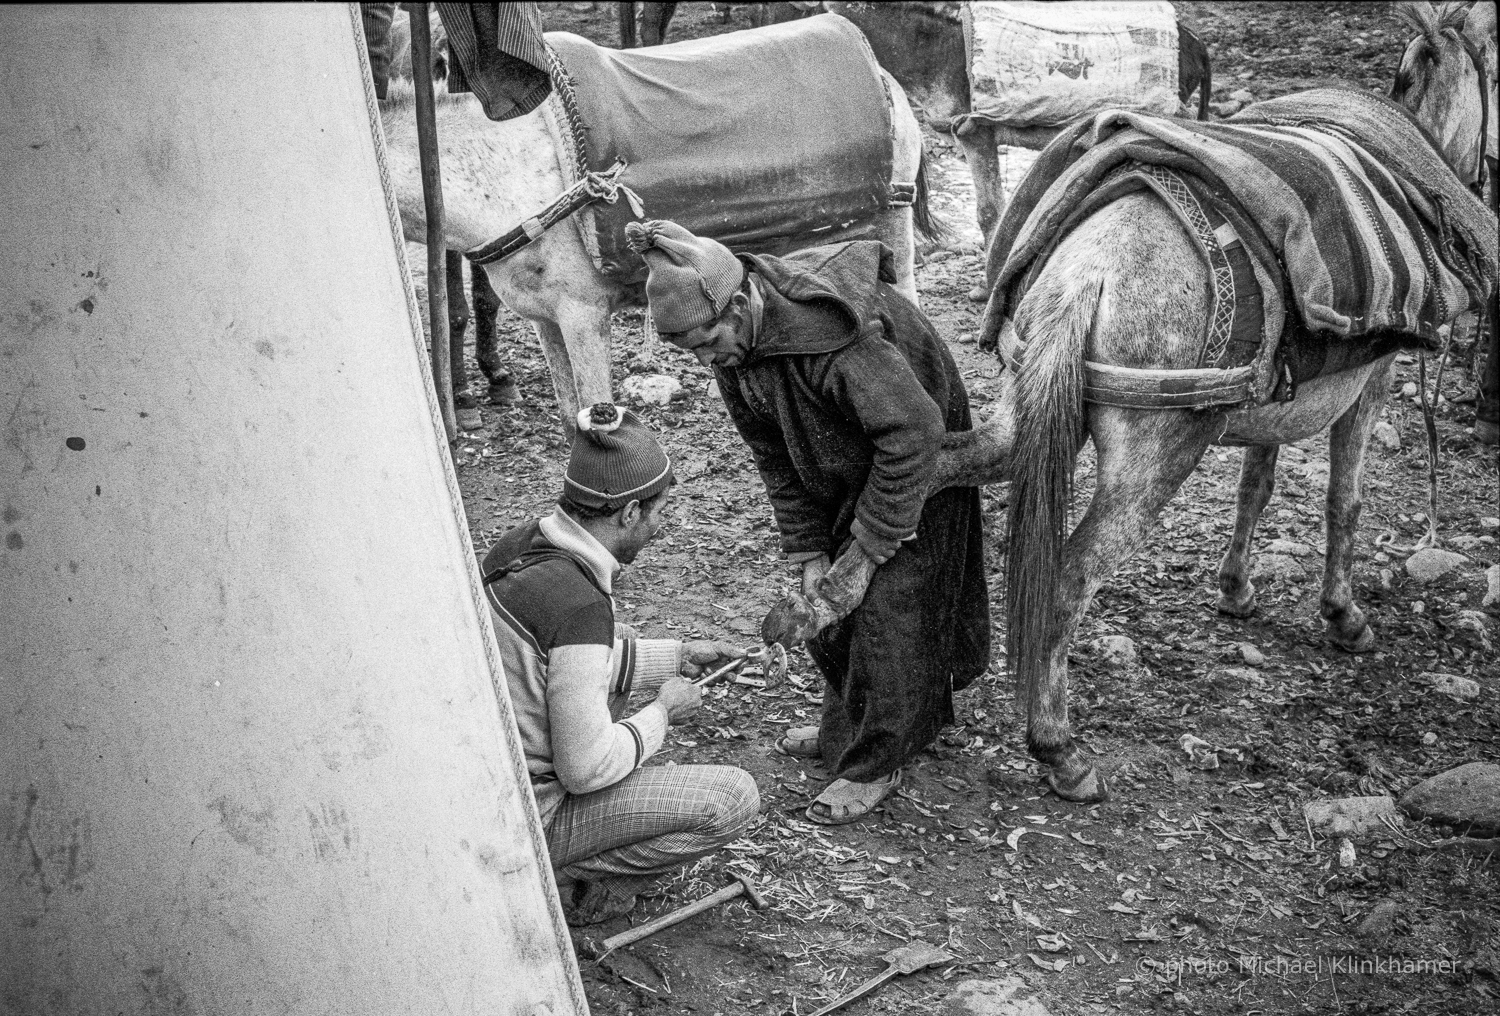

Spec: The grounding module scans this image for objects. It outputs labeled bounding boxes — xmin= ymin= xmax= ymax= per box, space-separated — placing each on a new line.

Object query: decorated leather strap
xmin=996 ymin=317 xmax=1258 ymax=410
xmin=463 ymin=159 xmax=643 ymax=267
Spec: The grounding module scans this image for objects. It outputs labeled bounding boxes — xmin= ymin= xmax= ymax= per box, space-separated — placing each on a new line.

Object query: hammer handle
xmin=599 ymin=882 xmax=744 ymax=952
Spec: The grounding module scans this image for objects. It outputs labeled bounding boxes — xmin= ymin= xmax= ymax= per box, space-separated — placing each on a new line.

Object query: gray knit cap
xmin=563 ymin=403 xmax=673 ymax=510
xmin=624 ymin=219 xmax=745 ymax=333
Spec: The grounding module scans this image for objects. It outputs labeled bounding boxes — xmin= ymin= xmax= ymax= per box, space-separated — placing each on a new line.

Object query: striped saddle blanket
xmin=980 ymin=88 xmax=1499 ymax=405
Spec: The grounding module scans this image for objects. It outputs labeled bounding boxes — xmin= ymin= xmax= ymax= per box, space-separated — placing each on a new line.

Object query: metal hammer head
xmin=734 ymin=873 xmax=768 ymax=910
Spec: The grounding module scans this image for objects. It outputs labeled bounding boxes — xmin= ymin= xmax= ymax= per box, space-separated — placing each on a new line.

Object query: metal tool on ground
xmin=802 ymin=940 xmax=954 ymax=1016
xmin=693 ymin=643 xmax=788 ymax=688
xmin=586 ymin=874 xmax=768 ymax=959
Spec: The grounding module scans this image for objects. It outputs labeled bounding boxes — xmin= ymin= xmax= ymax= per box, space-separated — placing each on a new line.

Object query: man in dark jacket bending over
xmin=625 ymin=220 xmax=990 ymax=825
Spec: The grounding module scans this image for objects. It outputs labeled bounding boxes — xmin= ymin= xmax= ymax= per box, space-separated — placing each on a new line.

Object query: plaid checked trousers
xmin=545 ymin=764 xmax=759 ymax=888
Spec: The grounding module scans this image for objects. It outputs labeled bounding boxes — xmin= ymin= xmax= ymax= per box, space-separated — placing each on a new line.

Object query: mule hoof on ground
xmin=487 ymin=379 xmax=520 ymax=405
xmin=1330 ymin=623 xmax=1376 ymax=653
xmin=1046 ymin=766 xmax=1109 ymax=803
xmin=966 ymin=284 xmax=989 ymax=303
xmin=1476 ymin=419 xmax=1499 ymax=445
xmin=1216 ymin=588 xmax=1257 ymax=618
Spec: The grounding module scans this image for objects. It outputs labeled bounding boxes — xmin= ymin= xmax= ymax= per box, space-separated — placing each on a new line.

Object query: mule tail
xmin=1005 ymin=276 xmax=1100 ymax=717
xmin=912 ymin=148 xmax=950 ymax=245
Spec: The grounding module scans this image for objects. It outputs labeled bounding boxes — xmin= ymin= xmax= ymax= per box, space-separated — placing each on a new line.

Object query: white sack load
xmin=962 ymin=1 xmax=1182 ymax=130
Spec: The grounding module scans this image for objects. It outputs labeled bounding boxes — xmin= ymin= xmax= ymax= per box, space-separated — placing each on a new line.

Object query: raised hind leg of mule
xmin=1216 ymin=445 xmax=1279 ymax=617
xmin=1029 ymin=407 xmax=1220 ymax=802
xmin=1318 ymin=360 xmax=1391 ymax=652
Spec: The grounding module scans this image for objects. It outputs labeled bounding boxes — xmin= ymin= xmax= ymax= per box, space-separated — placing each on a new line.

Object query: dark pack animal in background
xmin=616 ymin=2 xmax=678 ymax=47
xmin=1178 ymin=23 xmax=1212 ymax=120
xmin=821 ymin=1 xmax=1213 ymax=269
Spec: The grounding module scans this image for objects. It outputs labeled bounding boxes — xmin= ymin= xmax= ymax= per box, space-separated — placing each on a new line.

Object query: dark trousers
xmin=807 ymin=487 xmax=990 ymax=783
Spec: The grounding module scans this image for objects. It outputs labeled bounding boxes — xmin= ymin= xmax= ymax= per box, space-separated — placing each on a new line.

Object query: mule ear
xmin=1465 ymin=1 xmax=1498 ymax=84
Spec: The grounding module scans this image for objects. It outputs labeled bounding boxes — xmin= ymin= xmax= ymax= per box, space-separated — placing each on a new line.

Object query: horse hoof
xmin=1216 ymin=590 xmax=1257 ymax=618
xmin=1047 ymin=766 xmax=1109 ymax=803
xmin=487 ymin=379 xmax=519 ymax=406
xmin=761 ymin=594 xmax=819 ymax=649
xmin=1476 ymin=419 xmax=1499 ymax=446
xmin=967 ymin=284 xmax=989 ymax=303
xmin=1331 ymin=623 xmax=1375 ymax=653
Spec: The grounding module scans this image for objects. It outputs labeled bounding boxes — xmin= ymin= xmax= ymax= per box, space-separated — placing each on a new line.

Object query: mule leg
xmin=532 ymin=303 xmax=612 ymax=436
xmin=1215 ymin=445 xmax=1279 ymax=617
xmin=1031 ymin=407 xmax=1218 ymax=802
xmin=473 ymin=265 xmax=517 ymax=404
xmin=956 ymin=125 xmax=1002 ymax=303
xmin=1479 ymin=163 xmax=1499 ymax=445
xmin=445 ymin=249 xmax=470 ymax=398
xmin=1476 ymin=289 xmax=1499 ymax=445
xmin=1320 ymin=362 xmax=1389 ymax=652
xmin=640 ymin=1 xmax=677 ymax=45
xmin=531 ymin=319 xmax=580 ymax=435
xmin=957 ymin=125 xmax=1004 ymax=246
xmin=617 ymin=2 xmax=637 ymax=48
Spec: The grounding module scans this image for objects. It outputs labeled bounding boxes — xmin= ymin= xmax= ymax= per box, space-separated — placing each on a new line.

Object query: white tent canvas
xmin=0 ymin=6 xmax=583 ymax=1012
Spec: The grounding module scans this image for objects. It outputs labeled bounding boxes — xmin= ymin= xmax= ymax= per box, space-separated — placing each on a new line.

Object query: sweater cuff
xmin=780 ymin=534 xmax=835 ymax=556
xmin=624 ymin=701 xmax=669 ymax=764
xmin=853 ymin=504 xmax=921 ymax=544
xmin=631 ymin=638 xmax=682 ymax=691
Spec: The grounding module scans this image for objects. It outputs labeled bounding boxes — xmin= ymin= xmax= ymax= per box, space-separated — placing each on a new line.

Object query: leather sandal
xmin=775 ymin=725 xmax=821 ymax=758
xmin=805 ymin=770 xmax=902 ymax=826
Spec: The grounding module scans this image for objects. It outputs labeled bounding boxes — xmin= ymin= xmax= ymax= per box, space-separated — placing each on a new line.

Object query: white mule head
xmin=1391 ymin=1 xmax=1491 ymax=188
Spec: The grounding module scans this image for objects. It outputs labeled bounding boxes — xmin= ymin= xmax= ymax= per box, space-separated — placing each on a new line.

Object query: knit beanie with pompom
xmin=563 ymin=403 xmax=673 ymax=510
xmin=624 ymin=219 xmax=745 ymax=333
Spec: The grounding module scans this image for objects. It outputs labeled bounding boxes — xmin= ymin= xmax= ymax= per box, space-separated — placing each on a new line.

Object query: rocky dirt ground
xmin=411 ymin=4 xmax=1499 ymax=1013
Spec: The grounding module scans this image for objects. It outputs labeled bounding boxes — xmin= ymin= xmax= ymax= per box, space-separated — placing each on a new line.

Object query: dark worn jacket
xmin=716 ymin=241 xmax=969 ymax=554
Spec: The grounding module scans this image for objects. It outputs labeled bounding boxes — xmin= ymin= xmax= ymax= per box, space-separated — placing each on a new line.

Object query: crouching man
xmin=624 ymin=220 xmax=989 ymax=827
xmin=482 ymin=403 xmax=759 ymax=925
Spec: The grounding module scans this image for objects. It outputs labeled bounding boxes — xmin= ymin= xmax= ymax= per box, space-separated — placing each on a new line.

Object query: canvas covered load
xmin=545 ymin=14 xmax=898 ymax=284
xmin=961 ymin=1 xmax=1181 ymax=132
